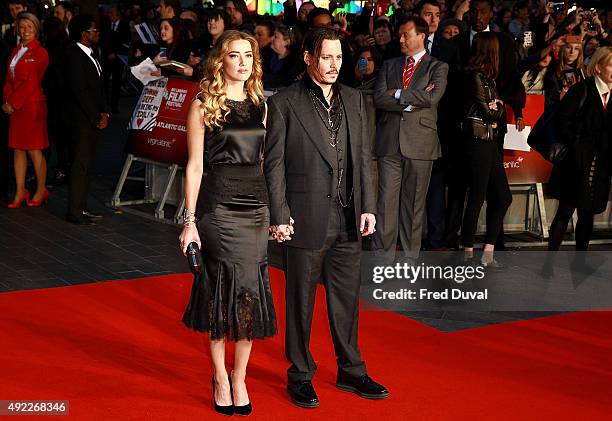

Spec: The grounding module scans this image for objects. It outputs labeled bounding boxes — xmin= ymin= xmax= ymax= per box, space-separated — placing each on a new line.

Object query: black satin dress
xmin=182 ymin=98 xmax=277 ymax=341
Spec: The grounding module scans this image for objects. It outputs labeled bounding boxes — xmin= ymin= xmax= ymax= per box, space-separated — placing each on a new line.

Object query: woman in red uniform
xmin=2 ymin=13 xmax=49 ymax=208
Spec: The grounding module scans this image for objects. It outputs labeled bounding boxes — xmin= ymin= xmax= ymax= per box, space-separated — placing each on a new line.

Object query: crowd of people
xmin=0 ymin=0 xmax=609 ymax=243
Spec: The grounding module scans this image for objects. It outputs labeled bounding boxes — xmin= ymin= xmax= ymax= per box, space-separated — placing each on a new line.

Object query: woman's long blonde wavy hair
xmin=199 ymin=30 xmax=264 ymax=132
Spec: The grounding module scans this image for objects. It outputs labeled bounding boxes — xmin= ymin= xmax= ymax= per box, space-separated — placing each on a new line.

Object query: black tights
xmin=548 ymin=200 xmax=594 ymax=251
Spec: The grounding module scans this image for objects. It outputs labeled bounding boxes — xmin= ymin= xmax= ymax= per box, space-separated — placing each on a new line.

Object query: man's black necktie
xmin=90 ymin=52 xmax=102 ymax=75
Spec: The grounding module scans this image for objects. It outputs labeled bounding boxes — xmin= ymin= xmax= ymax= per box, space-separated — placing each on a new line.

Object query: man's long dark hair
xmin=302 ymin=27 xmax=340 ymax=64
xmin=467 ymin=32 xmax=499 ymax=80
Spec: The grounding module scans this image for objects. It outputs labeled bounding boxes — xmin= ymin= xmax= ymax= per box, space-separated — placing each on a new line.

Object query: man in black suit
xmin=101 ymin=6 xmax=131 ymax=113
xmin=417 ymin=0 xmax=462 ymax=250
xmin=3 ymin=1 xmax=28 ymax=49
xmin=445 ymin=0 xmax=526 ymax=249
xmin=265 ymin=27 xmax=388 ymax=409
xmin=65 ymin=14 xmax=109 ymax=225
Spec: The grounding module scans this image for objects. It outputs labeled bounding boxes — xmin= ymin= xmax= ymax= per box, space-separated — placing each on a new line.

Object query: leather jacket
xmin=464 ymin=70 xmax=506 ymax=125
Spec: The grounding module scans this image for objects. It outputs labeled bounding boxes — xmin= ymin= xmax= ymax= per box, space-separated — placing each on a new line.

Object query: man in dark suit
xmin=3 ymin=1 xmax=28 ymax=49
xmin=417 ymin=0 xmax=462 ymax=250
xmin=101 ymin=5 xmax=131 ymax=113
xmin=65 ymin=14 xmax=109 ymax=225
xmin=265 ymin=27 xmax=388 ymax=409
xmin=372 ymin=16 xmax=449 ymax=262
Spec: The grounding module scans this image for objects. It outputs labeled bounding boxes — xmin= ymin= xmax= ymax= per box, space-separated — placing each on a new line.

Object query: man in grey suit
xmin=372 ymin=16 xmax=448 ymax=261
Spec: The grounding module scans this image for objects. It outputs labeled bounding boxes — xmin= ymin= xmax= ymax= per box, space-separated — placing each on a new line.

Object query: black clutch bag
xmin=186 ymin=242 xmax=202 ymax=274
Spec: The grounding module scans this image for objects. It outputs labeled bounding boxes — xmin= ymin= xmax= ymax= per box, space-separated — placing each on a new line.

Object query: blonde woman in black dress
xmin=179 ymin=30 xmax=277 ymax=416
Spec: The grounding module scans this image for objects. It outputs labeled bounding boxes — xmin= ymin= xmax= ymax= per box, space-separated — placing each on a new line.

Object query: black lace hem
xmin=182 ymin=260 xmax=278 ymax=341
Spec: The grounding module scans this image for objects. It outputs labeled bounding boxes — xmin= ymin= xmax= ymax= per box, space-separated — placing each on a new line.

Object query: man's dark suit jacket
xmin=264 ymin=81 xmax=377 ymax=249
xmin=64 ymin=43 xmax=107 ymax=129
xmin=429 ymin=34 xmax=463 ymax=149
xmin=102 ymin=19 xmax=131 ymax=57
xmin=459 ymin=29 xmax=526 ymax=124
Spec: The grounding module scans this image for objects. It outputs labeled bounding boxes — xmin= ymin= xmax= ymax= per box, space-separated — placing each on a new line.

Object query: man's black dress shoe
xmin=66 ymin=215 xmax=96 ymax=226
xmin=336 ymin=374 xmax=389 ymax=399
xmin=83 ymin=210 xmax=103 ymax=219
xmin=287 ymin=381 xmax=319 ymax=408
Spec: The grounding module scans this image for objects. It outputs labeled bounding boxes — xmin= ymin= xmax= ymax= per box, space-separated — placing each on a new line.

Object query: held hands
xmin=515 ymin=117 xmax=525 ymax=132
xmin=360 ymin=213 xmax=376 ymax=236
xmin=179 ymin=224 xmax=201 ymax=256
xmin=271 ymin=217 xmax=295 ymax=243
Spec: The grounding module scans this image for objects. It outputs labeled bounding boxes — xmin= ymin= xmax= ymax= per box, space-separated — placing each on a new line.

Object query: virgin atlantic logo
xmin=503 ymin=156 xmax=524 ymax=169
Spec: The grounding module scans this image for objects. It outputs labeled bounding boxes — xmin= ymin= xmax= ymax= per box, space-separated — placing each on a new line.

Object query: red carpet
xmin=1 ymin=269 xmax=611 ymax=420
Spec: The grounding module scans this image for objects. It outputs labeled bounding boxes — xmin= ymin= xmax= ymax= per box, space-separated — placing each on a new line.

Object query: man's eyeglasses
xmin=86 ymin=29 xmax=99 ymax=33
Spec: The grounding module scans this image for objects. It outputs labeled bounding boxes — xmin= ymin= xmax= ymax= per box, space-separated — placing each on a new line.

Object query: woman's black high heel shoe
xmin=212 ymin=376 xmax=234 ymax=416
xmin=230 ymin=371 xmax=252 ymax=416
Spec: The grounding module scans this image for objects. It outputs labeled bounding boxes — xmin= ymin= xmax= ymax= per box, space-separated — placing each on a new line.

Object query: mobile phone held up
xmin=358 ymin=57 xmax=368 ymax=77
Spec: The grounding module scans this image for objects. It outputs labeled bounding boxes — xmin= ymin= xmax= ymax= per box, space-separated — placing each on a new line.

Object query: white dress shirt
xmin=470 ymin=25 xmax=490 ymax=46
xmin=77 ymin=42 xmax=102 ymax=76
xmin=594 ymin=75 xmax=611 ymax=108
xmin=427 ymin=33 xmax=435 ymax=54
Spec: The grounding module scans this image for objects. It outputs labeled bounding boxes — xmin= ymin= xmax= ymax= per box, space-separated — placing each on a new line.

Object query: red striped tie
xmin=402 ymin=56 xmax=415 ymax=89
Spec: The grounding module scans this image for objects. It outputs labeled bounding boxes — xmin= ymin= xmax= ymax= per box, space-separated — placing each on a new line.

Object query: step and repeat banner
xmin=127 ymin=78 xmax=552 ymax=184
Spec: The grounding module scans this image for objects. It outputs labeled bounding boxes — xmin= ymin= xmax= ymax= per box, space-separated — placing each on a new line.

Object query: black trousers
xmin=444 ymin=152 xmax=467 ymax=248
xmin=548 ymin=200 xmax=594 ymax=251
xmin=68 ymin=124 xmax=99 ymax=218
xmin=461 ymin=138 xmax=512 ymax=247
xmin=47 ymin=104 xmax=71 ymax=173
xmin=425 ymin=158 xmax=446 ymax=248
xmin=284 ymin=203 xmax=366 ymax=383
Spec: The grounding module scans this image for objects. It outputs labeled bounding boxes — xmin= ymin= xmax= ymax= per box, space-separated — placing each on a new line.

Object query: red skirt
xmin=8 ymin=99 xmax=49 ymax=151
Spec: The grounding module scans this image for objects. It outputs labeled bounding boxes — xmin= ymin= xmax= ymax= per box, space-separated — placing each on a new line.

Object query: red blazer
xmin=3 ymin=38 xmax=49 ymax=110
